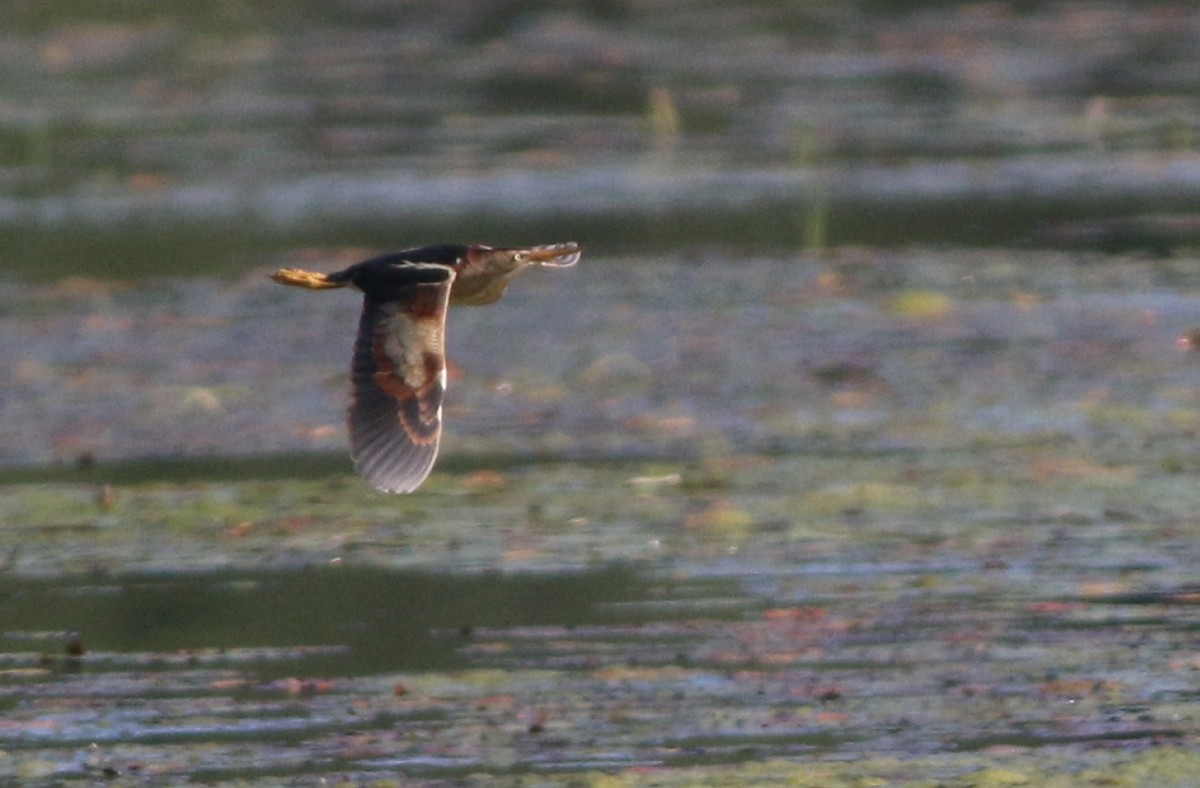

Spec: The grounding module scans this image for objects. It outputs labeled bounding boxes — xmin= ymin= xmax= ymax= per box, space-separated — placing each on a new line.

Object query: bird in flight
xmin=270 ymin=242 xmax=580 ymax=493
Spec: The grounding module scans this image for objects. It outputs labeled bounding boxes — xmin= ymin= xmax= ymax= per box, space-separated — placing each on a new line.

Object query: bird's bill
xmin=270 ymin=268 xmax=348 ymax=289
xmin=510 ymin=242 xmax=581 ymax=268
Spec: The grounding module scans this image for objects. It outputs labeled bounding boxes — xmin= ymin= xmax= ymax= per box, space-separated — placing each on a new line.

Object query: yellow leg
xmin=269 ymin=268 xmax=346 ymax=290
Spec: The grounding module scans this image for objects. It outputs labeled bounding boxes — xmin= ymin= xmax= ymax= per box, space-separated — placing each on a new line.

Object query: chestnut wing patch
xmin=348 ymin=269 xmax=454 ymax=493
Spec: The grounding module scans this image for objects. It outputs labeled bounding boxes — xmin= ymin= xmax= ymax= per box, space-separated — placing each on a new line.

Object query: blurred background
xmin=6 ymin=0 xmax=1200 ymax=470
xmin=5 ymin=0 xmax=1200 ymax=281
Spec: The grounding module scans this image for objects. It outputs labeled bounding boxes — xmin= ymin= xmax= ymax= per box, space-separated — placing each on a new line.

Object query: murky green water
xmin=0 ymin=566 xmax=687 ymax=676
xmin=1 ymin=538 xmax=1197 ymax=782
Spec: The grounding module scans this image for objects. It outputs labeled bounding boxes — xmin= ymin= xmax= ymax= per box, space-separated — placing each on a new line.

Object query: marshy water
xmin=3 ymin=2 xmax=1200 ymax=784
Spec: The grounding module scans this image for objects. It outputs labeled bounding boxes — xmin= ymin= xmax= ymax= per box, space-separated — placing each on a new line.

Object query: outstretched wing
xmin=348 ymin=266 xmax=455 ymax=492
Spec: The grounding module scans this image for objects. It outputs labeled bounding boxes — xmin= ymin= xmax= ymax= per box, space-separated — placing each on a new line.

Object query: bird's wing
xmin=348 ymin=265 xmax=455 ymax=492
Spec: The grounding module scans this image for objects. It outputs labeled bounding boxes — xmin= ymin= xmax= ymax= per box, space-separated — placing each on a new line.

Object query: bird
xmin=270 ymin=242 xmax=580 ymax=493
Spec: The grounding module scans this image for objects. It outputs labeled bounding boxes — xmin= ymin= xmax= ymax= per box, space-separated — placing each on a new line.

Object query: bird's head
xmin=451 ymin=242 xmax=580 ymax=305
xmin=467 ymin=242 xmax=580 ymax=270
